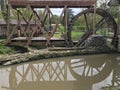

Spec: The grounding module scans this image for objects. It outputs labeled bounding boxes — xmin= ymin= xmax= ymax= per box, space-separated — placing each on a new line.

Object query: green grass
xmin=71 ymin=31 xmax=84 ymax=40
xmin=53 ymin=30 xmax=84 ymax=41
xmin=53 ymin=32 xmax=62 ymax=38
xmin=0 ymin=44 xmax=13 ymax=54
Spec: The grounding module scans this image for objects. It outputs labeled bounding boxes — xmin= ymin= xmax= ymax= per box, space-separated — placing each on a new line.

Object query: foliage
xmin=51 ymin=15 xmax=59 ymax=24
xmin=66 ymin=9 xmax=74 ymax=22
xmin=0 ymin=44 xmax=12 ymax=54
xmin=1 ymin=9 xmax=8 ymax=22
xmin=72 ymin=26 xmax=85 ymax=32
xmin=0 ymin=0 xmax=8 ymax=22
xmin=0 ymin=12 xmax=3 ymax=19
xmin=98 ymin=0 xmax=110 ymax=9
xmin=108 ymin=6 xmax=119 ymax=20
xmin=53 ymin=25 xmax=65 ymax=38
xmin=98 ymin=0 xmax=118 ymax=20
xmin=74 ymin=15 xmax=85 ymax=26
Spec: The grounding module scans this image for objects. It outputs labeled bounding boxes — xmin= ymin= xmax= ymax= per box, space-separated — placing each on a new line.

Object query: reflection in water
xmin=0 ymin=54 xmax=120 ymax=90
xmin=112 ymin=57 xmax=120 ymax=86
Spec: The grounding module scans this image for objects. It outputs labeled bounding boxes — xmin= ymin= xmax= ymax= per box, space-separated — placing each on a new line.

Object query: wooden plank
xmin=6 ymin=4 xmax=11 ymax=43
xmin=11 ymin=37 xmax=65 ymax=41
xmin=9 ymin=0 xmax=96 ymax=8
xmin=48 ymin=47 xmax=86 ymax=51
xmin=10 ymin=37 xmax=66 ymax=47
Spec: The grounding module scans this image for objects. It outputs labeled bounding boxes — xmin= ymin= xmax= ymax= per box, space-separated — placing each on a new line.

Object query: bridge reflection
xmin=112 ymin=56 xmax=120 ymax=86
xmin=5 ymin=54 xmax=120 ymax=90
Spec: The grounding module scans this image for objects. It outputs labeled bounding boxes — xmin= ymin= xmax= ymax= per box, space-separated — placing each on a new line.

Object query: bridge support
xmin=6 ymin=4 xmax=68 ymax=46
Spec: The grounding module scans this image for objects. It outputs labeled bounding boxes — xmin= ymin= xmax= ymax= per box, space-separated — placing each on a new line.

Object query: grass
xmin=0 ymin=44 xmax=13 ymax=54
xmin=53 ymin=32 xmax=62 ymax=38
xmin=71 ymin=31 xmax=84 ymax=41
xmin=0 ymin=39 xmax=29 ymax=54
xmin=0 ymin=39 xmax=12 ymax=54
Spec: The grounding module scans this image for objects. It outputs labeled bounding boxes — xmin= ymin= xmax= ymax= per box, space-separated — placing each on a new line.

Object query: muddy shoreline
xmin=0 ymin=47 xmax=118 ymax=66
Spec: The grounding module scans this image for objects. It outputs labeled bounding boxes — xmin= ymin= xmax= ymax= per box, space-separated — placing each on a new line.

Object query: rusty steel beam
xmin=9 ymin=0 xmax=96 ymax=8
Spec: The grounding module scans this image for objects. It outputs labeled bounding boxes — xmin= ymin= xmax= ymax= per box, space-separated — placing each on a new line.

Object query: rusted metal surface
xmin=9 ymin=0 xmax=96 ymax=8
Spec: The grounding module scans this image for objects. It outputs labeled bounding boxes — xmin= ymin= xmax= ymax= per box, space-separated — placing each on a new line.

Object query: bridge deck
xmin=11 ymin=37 xmax=65 ymax=41
xmin=9 ymin=0 xmax=96 ymax=8
xmin=11 ymin=37 xmax=66 ymax=46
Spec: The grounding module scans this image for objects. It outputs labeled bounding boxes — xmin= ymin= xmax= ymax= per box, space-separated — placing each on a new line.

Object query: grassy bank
xmin=0 ymin=43 xmax=29 ymax=55
xmin=0 ymin=44 xmax=13 ymax=54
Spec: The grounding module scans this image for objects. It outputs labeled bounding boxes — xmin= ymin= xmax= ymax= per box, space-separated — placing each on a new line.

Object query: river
xmin=0 ymin=54 xmax=119 ymax=90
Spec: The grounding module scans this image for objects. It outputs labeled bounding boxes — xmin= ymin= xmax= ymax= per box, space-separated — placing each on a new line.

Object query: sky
xmin=51 ymin=8 xmax=82 ymax=16
xmin=48 ymin=0 xmax=110 ymax=16
xmin=36 ymin=8 xmax=83 ymax=16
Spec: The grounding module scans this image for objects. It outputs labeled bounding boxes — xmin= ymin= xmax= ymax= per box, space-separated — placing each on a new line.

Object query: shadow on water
xmin=0 ymin=54 xmax=120 ymax=90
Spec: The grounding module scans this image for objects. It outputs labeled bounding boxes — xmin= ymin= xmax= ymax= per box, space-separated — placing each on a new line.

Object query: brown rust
xmin=9 ymin=0 xmax=96 ymax=8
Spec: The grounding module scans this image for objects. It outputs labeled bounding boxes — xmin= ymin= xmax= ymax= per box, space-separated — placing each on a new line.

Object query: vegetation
xmin=0 ymin=44 xmax=12 ymax=54
xmin=98 ymin=0 xmax=119 ymax=21
xmin=0 ymin=43 xmax=29 ymax=54
xmin=0 ymin=0 xmax=8 ymax=22
xmin=0 ymin=11 xmax=3 ymax=19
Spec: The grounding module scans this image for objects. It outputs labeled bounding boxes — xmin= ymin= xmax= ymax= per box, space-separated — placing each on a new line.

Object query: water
xmin=0 ymin=54 xmax=119 ymax=90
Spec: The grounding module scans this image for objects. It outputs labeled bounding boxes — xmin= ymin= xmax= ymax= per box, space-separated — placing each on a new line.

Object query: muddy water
xmin=0 ymin=54 xmax=119 ymax=90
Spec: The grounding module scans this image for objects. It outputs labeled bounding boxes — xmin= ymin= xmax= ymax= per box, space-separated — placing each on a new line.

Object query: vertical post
xmin=64 ymin=6 xmax=70 ymax=46
xmin=118 ymin=0 xmax=120 ymax=52
xmin=93 ymin=3 xmax=96 ymax=34
xmin=17 ymin=10 xmax=21 ymax=37
xmin=6 ymin=4 xmax=11 ymax=44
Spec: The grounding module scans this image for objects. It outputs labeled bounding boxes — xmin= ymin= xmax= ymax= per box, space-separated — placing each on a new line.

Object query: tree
xmin=98 ymin=0 xmax=118 ymax=19
xmin=0 ymin=0 xmax=8 ymax=22
xmin=109 ymin=7 xmax=119 ymax=19
xmin=66 ymin=8 xmax=74 ymax=22
xmin=0 ymin=0 xmax=7 ymax=11
xmin=97 ymin=0 xmax=110 ymax=10
xmin=50 ymin=15 xmax=59 ymax=24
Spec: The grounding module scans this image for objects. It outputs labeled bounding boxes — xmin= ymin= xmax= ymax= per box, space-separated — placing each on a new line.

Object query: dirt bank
xmin=0 ymin=47 xmax=117 ymax=66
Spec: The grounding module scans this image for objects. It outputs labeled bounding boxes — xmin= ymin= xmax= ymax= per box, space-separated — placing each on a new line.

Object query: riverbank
xmin=0 ymin=46 xmax=118 ymax=66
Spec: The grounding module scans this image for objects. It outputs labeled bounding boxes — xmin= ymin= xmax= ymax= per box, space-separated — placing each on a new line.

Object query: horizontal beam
xmin=9 ymin=0 xmax=96 ymax=8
